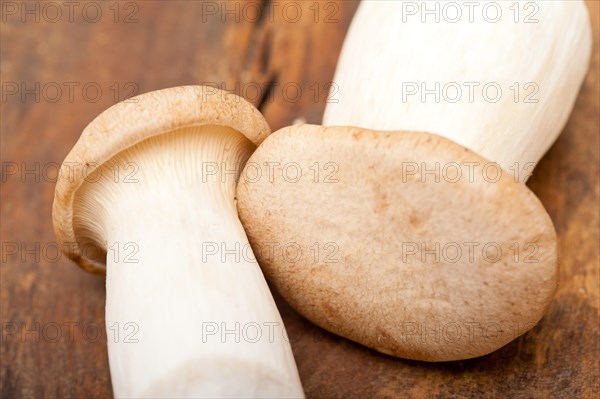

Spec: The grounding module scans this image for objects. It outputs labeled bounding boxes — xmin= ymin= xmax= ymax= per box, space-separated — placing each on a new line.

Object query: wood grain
xmin=0 ymin=1 xmax=598 ymax=398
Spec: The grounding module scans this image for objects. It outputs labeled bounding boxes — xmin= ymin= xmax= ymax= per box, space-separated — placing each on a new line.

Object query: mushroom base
xmin=73 ymin=126 xmax=304 ymax=398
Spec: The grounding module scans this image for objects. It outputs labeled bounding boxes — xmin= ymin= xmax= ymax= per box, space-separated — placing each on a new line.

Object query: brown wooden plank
xmin=0 ymin=1 xmax=598 ymax=398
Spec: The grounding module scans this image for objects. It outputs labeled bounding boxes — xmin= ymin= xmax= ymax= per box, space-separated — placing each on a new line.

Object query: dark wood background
xmin=1 ymin=1 xmax=598 ymax=397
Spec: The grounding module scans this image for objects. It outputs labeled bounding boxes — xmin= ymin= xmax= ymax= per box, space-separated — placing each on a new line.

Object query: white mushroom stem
xmin=323 ymin=0 xmax=592 ymax=182
xmin=74 ymin=126 xmax=303 ymax=398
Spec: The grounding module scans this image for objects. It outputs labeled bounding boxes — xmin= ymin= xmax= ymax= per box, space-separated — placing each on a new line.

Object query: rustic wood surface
xmin=1 ymin=1 xmax=598 ymax=397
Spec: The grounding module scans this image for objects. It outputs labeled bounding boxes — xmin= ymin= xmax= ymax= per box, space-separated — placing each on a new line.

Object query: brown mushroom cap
xmin=53 ymin=86 xmax=270 ymax=274
xmin=236 ymin=124 xmax=557 ymax=361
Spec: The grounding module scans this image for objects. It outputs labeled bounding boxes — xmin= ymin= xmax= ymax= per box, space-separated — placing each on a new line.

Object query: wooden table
xmin=1 ymin=1 xmax=598 ymax=397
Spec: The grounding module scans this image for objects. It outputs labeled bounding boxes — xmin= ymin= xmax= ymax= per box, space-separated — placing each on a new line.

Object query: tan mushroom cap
xmin=237 ymin=124 xmax=558 ymax=361
xmin=53 ymin=85 xmax=270 ymax=274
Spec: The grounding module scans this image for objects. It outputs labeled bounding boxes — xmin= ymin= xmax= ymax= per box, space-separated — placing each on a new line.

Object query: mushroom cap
xmin=53 ymin=85 xmax=270 ymax=274
xmin=237 ymin=124 xmax=558 ymax=361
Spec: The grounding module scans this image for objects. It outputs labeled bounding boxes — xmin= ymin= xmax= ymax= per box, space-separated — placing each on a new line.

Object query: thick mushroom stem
xmin=73 ymin=126 xmax=303 ymax=398
xmin=323 ymin=0 xmax=592 ymax=182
